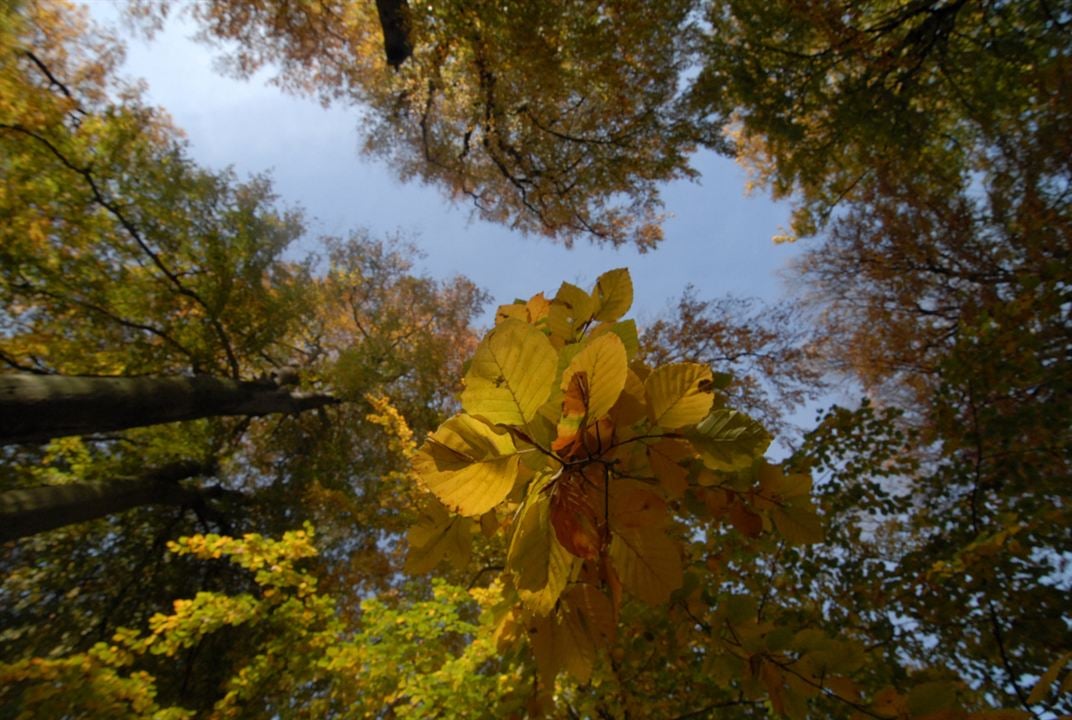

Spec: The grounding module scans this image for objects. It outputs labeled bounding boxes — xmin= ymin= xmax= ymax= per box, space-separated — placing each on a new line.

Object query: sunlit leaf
xmin=559 ymin=332 xmax=627 ymax=422
xmin=461 ymin=318 xmax=556 ymax=425
xmin=592 ymin=268 xmax=633 ymax=322
xmin=413 ymin=414 xmax=520 ymax=516
xmin=645 ymin=362 xmax=715 ymax=429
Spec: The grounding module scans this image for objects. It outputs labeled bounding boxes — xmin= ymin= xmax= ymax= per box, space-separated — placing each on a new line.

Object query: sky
xmin=86 ymin=0 xmax=806 ymax=329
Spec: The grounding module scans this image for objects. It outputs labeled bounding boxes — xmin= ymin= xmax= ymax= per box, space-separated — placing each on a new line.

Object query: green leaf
xmin=592 ymin=268 xmax=633 ymax=322
xmin=461 ymin=318 xmax=557 ymax=425
xmin=592 ymin=319 xmax=639 ymax=360
xmin=644 ymin=362 xmax=715 ymax=429
xmin=413 ymin=414 xmax=520 ymax=516
xmin=687 ymin=409 xmax=771 ymax=470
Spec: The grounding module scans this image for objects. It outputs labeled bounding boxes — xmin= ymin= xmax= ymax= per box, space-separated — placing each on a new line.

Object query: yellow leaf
xmin=592 ymin=268 xmax=633 ymax=322
xmin=509 ymin=479 xmax=574 ymax=613
xmin=609 ymin=525 xmax=682 ymax=605
xmin=461 ymin=318 xmax=557 ymax=425
xmin=757 ymin=462 xmax=812 ymax=500
xmin=495 ymin=302 xmax=528 ymax=324
xmin=609 ymin=479 xmax=669 ymax=529
xmin=548 ymin=282 xmax=595 ymax=341
xmin=559 ymin=332 xmax=627 ymax=423
xmin=1028 ymin=651 xmax=1072 ymax=705
xmin=413 ymin=414 xmax=520 ymax=516
xmin=645 ymin=362 xmax=716 ymax=429
xmin=646 ymin=438 xmax=694 ymax=499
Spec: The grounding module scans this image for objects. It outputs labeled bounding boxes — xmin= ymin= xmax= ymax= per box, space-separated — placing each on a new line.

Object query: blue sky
xmin=88 ymin=1 xmax=805 ymax=328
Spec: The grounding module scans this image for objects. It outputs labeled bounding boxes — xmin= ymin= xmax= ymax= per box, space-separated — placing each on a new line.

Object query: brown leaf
xmin=550 ymin=470 xmax=602 ymax=560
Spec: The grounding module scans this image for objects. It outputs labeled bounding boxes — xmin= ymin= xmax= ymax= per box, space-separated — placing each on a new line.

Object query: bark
xmin=0 ymin=373 xmax=340 ymax=445
xmin=375 ymin=0 xmax=412 ymax=67
xmin=0 ymin=460 xmax=216 ymax=542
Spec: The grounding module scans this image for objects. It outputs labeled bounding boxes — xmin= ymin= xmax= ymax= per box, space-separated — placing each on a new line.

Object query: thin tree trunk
xmin=0 ymin=460 xmax=215 ymax=542
xmin=0 ymin=373 xmax=339 ymax=446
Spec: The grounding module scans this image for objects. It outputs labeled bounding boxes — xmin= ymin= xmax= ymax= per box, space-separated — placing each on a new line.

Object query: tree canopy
xmin=2 ymin=0 xmax=1069 ymax=718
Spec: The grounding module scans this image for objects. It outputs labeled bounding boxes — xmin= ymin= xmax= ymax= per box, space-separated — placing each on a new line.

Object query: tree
xmin=640 ymin=288 xmax=826 ymax=435
xmin=1 ymin=2 xmax=484 ymax=707
xmin=4 ymin=0 xmax=1070 ymax=717
xmin=692 ymin=0 xmax=1071 ymax=239
xmin=128 ymin=0 xmax=717 ymax=249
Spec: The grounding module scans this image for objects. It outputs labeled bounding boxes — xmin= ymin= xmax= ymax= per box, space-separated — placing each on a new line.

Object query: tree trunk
xmin=0 ymin=460 xmax=216 ymax=541
xmin=0 ymin=373 xmax=340 ymax=446
xmin=375 ymin=0 xmax=412 ymax=67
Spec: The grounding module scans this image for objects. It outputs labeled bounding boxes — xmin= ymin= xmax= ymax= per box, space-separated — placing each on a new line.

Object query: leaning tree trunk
xmin=0 ymin=373 xmax=339 ymax=445
xmin=0 ymin=460 xmax=219 ymax=542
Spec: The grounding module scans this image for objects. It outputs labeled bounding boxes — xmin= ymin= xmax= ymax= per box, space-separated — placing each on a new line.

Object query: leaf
xmin=757 ymin=462 xmax=812 ymax=500
xmin=558 ymin=584 xmax=616 ymax=682
xmin=907 ymin=681 xmax=958 ymax=717
xmin=771 ymin=504 xmax=823 ymax=545
xmin=461 ymin=318 xmax=556 ymax=425
xmin=550 ymin=470 xmax=602 ymax=560
xmin=547 ymin=282 xmax=595 ymax=341
xmin=518 ymin=537 xmax=574 ymax=615
xmin=608 ymin=479 xmax=669 ymax=529
xmin=609 ymin=525 xmax=682 ymax=605
xmin=559 ymin=332 xmax=628 ymax=422
xmin=1028 ymin=651 xmax=1072 ymax=705
xmin=405 ymin=500 xmax=473 ymax=574
xmin=687 ymin=410 xmax=771 ymax=471
xmin=527 ymin=584 xmax=615 ymax=686
xmin=870 ymin=687 xmax=907 ymax=719
xmin=509 ymin=479 xmax=574 ymax=613
xmin=413 ymin=414 xmax=520 ymax=516
xmin=509 ymin=483 xmax=554 ymax=591
xmin=728 ymin=499 xmax=763 ymax=538
xmin=647 ymin=438 xmax=694 ymax=499
xmin=610 ymin=368 xmax=647 ymax=426
xmin=592 ymin=268 xmax=633 ymax=322
xmin=596 ymin=319 xmax=639 ymax=360
xmin=645 ymin=362 xmax=715 ymax=429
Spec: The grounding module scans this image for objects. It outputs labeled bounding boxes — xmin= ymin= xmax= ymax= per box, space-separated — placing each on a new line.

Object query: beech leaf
xmin=413 ymin=414 xmax=520 ymax=516
xmin=645 ymin=362 xmax=716 ymax=429
xmin=461 ymin=318 xmax=556 ymax=425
